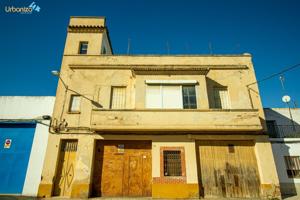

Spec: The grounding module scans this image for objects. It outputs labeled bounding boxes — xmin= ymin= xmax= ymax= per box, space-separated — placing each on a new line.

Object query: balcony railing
xmin=267 ymin=124 xmax=300 ymax=138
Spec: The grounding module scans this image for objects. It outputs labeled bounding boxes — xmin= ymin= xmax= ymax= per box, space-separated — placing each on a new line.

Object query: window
xmin=110 ymin=86 xmax=126 ymax=109
xmin=69 ymin=95 xmax=80 ymax=112
xmin=213 ymin=87 xmax=230 ymax=109
xmin=78 ymin=41 xmax=88 ymax=54
xmin=284 ymin=156 xmax=300 ymax=178
xmin=163 ymin=151 xmax=182 ymax=176
xmin=182 ymin=86 xmax=197 ymax=109
xmin=266 ymin=120 xmax=279 ymax=137
xmin=146 ymin=85 xmax=197 ymax=109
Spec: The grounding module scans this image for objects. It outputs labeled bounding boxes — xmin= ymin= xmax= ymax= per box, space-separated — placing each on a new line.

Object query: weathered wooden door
xmin=197 ymin=140 xmax=260 ymax=198
xmin=53 ymin=140 xmax=77 ymax=196
xmin=92 ymin=140 xmax=152 ymax=197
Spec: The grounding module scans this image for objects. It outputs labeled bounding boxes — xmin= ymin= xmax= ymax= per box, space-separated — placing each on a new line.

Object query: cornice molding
xmin=67 ymin=25 xmax=106 ymax=33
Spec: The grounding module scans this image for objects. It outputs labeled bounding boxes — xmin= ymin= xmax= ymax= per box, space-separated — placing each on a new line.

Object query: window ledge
xmin=92 ymin=108 xmax=259 ymax=112
xmin=67 ymin=111 xmax=81 ymax=114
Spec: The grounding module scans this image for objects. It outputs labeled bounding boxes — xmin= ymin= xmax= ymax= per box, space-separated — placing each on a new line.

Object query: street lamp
xmin=51 ymin=70 xmax=102 ymax=108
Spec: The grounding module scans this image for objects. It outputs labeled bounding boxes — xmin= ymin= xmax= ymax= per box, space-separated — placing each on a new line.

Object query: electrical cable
xmin=247 ymin=63 xmax=300 ymax=87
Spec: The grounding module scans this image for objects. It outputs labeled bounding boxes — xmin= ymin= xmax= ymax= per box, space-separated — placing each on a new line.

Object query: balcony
xmin=90 ymin=109 xmax=263 ymax=132
xmin=267 ymin=124 xmax=300 ymax=138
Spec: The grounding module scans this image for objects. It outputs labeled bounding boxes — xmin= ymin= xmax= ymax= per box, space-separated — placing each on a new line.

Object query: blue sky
xmin=0 ymin=0 xmax=299 ymax=108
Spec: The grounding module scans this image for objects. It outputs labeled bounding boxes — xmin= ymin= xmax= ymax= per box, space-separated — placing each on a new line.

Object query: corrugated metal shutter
xmin=0 ymin=123 xmax=36 ymax=194
xmin=111 ymin=87 xmax=126 ymax=109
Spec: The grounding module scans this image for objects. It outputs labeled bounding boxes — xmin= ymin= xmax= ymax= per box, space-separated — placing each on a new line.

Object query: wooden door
xmin=197 ymin=140 xmax=260 ymax=198
xmin=92 ymin=140 xmax=152 ymax=197
xmin=53 ymin=140 xmax=77 ymax=196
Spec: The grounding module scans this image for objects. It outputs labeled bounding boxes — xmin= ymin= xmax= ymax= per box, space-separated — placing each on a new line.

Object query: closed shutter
xmin=146 ymin=86 xmax=162 ymax=108
xmin=162 ymin=86 xmax=182 ymax=108
xmin=111 ymin=87 xmax=126 ymax=109
xmin=214 ymin=87 xmax=230 ymax=109
xmin=146 ymin=85 xmax=182 ymax=108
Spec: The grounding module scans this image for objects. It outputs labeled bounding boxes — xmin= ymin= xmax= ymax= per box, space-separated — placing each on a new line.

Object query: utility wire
xmin=247 ymin=63 xmax=300 ymax=87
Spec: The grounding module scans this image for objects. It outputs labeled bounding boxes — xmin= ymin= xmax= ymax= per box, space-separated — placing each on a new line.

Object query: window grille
xmin=61 ymin=140 xmax=78 ymax=152
xmin=163 ymin=150 xmax=182 ymax=176
xmin=284 ymin=156 xmax=300 ymax=178
xmin=110 ymin=87 xmax=126 ymax=109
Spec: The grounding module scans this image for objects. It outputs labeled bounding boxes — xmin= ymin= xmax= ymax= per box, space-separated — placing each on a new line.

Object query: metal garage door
xmin=92 ymin=140 xmax=152 ymax=197
xmin=197 ymin=140 xmax=261 ymax=198
xmin=0 ymin=123 xmax=36 ymax=194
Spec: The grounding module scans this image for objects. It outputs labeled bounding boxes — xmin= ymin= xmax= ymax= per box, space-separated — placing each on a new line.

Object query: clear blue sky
xmin=1 ymin=0 xmax=299 ymax=108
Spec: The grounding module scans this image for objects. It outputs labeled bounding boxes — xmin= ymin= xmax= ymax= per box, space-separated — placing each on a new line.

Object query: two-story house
xmin=38 ymin=17 xmax=281 ymax=199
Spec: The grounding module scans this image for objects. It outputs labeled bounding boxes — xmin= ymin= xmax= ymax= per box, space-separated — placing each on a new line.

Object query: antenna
xmin=127 ymin=38 xmax=131 ymax=55
xmin=279 ymin=75 xmax=285 ymax=90
xmin=208 ymin=42 xmax=213 ymax=54
xmin=293 ymin=101 xmax=298 ymax=108
xmin=166 ymin=41 xmax=170 ymax=55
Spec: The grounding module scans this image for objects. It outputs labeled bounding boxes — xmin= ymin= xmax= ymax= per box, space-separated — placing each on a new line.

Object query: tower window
xmin=78 ymin=41 xmax=88 ymax=54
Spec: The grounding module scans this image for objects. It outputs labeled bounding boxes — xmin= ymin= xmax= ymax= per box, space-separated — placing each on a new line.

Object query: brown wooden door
xmin=92 ymin=140 xmax=152 ymax=197
xmin=53 ymin=140 xmax=77 ymax=196
xmin=197 ymin=140 xmax=260 ymax=198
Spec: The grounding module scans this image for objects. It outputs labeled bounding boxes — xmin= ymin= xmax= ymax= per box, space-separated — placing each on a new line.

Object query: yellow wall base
xmin=70 ymin=183 xmax=90 ymax=198
xmin=261 ymin=184 xmax=281 ymax=199
xmin=152 ymin=183 xmax=199 ymax=198
xmin=37 ymin=183 xmax=52 ymax=198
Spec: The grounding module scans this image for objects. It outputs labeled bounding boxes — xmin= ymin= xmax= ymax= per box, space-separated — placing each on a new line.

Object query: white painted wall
xmin=0 ymin=96 xmax=55 ymax=196
xmin=264 ymin=108 xmax=300 ymax=185
xmin=264 ymin=108 xmax=300 ymax=125
xmin=271 ymin=140 xmax=300 ymax=184
xmin=0 ymin=96 xmax=55 ymax=119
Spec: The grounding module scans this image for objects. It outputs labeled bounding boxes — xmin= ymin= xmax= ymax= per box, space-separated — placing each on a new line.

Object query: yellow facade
xmin=38 ymin=16 xmax=281 ymax=199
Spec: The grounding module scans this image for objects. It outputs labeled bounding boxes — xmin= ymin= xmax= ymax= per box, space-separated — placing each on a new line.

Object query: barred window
xmin=163 ymin=150 xmax=182 ymax=176
xmin=110 ymin=86 xmax=126 ymax=109
xmin=284 ymin=156 xmax=300 ymax=178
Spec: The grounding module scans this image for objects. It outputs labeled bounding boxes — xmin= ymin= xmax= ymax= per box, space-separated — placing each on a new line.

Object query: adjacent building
xmin=38 ymin=17 xmax=281 ymax=199
xmin=265 ymin=108 xmax=300 ymax=198
xmin=0 ymin=96 xmax=55 ymax=196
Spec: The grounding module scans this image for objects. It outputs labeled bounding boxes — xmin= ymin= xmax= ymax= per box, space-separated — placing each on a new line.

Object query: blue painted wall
xmin=0 ymin=123 xmax=36 ymax=194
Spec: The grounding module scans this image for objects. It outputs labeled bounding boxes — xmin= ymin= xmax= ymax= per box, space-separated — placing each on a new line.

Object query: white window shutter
xmin=111 ymin=87 xmax=126 ymax=109
xmin=146 ymin=86 xmax=162 ymax=108
xmin=162 ymin=86 xmax=182 ymax=108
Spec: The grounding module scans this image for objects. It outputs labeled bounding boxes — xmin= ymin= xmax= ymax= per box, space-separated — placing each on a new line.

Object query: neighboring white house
xmin=264 ymin=108 xmax=300 ymax=198
xmin=0 ymin=96 xmax=55 ymax=196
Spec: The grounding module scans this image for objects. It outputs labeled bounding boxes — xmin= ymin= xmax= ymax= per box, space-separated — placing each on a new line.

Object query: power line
xmin=247 ymin=63 xmax=300 ymax=87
